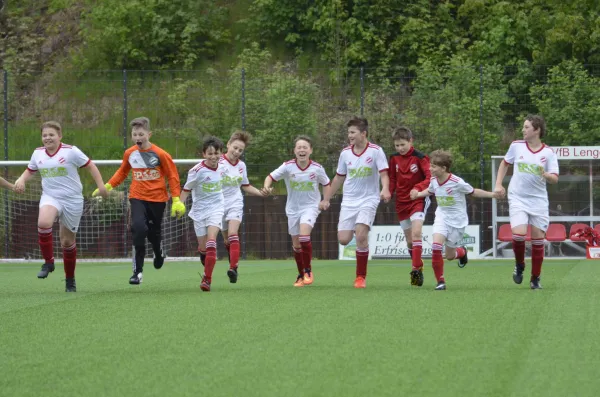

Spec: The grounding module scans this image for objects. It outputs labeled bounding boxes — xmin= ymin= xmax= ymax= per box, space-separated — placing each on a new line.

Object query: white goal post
xmin=484 ymin=146 xmax=600 ymax=258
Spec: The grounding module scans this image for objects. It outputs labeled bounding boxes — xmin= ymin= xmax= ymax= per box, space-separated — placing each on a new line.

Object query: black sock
xmin=134 ymin=245 xmax=146 ymax=273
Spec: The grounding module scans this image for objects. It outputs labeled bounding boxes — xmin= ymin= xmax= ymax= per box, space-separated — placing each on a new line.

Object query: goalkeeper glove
xmin=92 ymin=183 xmax=113 ymax=197
xmin=171 ymin=197 xmax=186 ymax=219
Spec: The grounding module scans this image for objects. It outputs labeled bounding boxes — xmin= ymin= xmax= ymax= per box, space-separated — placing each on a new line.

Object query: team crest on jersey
xmin=366 ymin=157 xmax=373 ymax=164
xmin=410 ymin=164 xmax=418 ymax=173
xmin=446 ymin=188 xmax=453 ymax=195
xmin=238 ymin=168 xmax=243 ymax=174
xmin=540 ymin=156 xmax=547 ymax=163
xmin=395 ymin=164 xmax=399 ymax=172
xmin=58 ymin=157 xmax=66 ymax=164
xmin=149 ymin=157 xmax=158 ymax=166
xmin=309 ymin=173 xmax=316 ymax=180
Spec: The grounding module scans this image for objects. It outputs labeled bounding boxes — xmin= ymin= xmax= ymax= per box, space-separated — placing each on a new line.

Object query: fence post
xmin=3 ymin=70 xmax=8 ymax=257
xmin=360 ymin=67 xmax=365 ymax=116
xmin=122 ymin=69 xmax=128 ymax=257
xmin=241 ymin=68 xmax=247 ymax=259
xmin=479 ymin=65 xmax=485 ymax=249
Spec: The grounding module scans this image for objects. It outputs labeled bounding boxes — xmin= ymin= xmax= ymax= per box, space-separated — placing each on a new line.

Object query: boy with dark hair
xmin=179 ymin=136 xmax=225 ymax=292
xmin=388 ymin=126 xmax=431 ymax=287
xmin=320 ymin=116 xmax=391 ymax=288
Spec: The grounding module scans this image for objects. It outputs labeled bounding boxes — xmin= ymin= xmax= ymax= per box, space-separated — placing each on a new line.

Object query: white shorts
xmin=193 ymin=214 xmax=223 ymax=237
xmin=338 ymin=206 xmax=377 ymax=231
xmin=509 ymin=205 xmax=549 ymax=232
xmin=288 ymin=207 xmax=320 ymax=236
xmin=399 ymin=212 xmax=426 ymax=230
xmin=222 ymin=205 xmax=244 ymax=231
xmin=432 ymin=216 xmax=465 ymax=248
xmin=39 ymin=194 xmax=83 ymax=233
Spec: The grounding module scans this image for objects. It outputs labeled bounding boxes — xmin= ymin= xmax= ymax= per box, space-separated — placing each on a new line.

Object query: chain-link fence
xmin=2 ymin=65 xmax=599 ymax=259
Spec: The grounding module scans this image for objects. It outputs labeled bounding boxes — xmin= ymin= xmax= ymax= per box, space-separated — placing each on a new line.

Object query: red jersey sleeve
xmin=388 ymin=155 xmax=397 ymax=197
xmin=414 ymin=155 xmax=431 ymax=192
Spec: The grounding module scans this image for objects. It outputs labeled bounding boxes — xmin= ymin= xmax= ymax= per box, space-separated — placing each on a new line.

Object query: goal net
xmin=0 ymin=159 xmax=201 ymax=261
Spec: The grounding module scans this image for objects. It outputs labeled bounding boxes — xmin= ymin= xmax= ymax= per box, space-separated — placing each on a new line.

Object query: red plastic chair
xmin=545 ymin=224 xmax=566 ymax=242
xmin=498 ymin=224 xmax=513 ymax=242
xmin=569 ymin=223 xmax=590 ymax=242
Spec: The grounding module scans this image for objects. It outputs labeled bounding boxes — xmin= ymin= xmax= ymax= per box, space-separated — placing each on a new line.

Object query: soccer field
xmin=1 ymin=259 xmax=599 ymax=397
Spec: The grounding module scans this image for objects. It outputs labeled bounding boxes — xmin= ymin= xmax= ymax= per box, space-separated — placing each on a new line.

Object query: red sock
xmin=513 ymin=234 xmax=526 ymax=265
xmin=432 ymin=243 xmax=444 ymax=282
xmin=299 ymin=235 xmax=312 ymax=271
xmin=293 ymin=247 xmax=304 ymax=276
xmin=531 ymin=238 xmax=544 ymax=278
xmin=356 ymin=247 xmax=369 ymax=277
xmin=204 ymin=240 xmax=217 ymax=281
xmin=454 ymin=246 xmax=466 ymax=260
xmin=63 ymin=243 xmax=77 ymax=278
xmin=38 ymin=227 xmax=54 ymax=264
xmin=411 ymin=240 xmax=423 ymax=270
xmin=407 ymin=243 xmax=413 ymax=259
xmin=228 ymin=234 xmax=240 ymax=269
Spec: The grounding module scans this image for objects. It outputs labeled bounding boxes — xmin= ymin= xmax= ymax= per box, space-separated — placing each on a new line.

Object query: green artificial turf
xmin=1 ymin=259 xmax=599 ymax=397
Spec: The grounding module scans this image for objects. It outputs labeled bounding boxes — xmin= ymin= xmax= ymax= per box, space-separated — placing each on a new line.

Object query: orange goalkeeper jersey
xmin=108 ymin=144 xmax=181 ymax=202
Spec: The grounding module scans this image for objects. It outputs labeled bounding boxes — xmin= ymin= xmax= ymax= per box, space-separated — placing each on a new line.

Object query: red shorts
xmin=396 ymin=200 xmax=425 ymax=222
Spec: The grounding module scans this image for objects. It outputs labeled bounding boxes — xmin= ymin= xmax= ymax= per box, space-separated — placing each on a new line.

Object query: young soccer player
xmin=388 ymin=126 xmax=431 ymax=287
xmin=411 ymin=150 xmax=498 ymax=290
xmin=179 ymin=136 xmax=225 ymax=292
xmin=14 ymin=121 xmax=108 ymax=292
xmin=263 ymin=135 xmax=331 ymax=287
xmin=218 ymin=130 xmax=268 ymax=283
xmin=320 ymin=116 xmax=391 ymax=288
xmin=93 ymin=117 xmax=184 ymax=285
xmin=494 ymin=115 xmax=559 ymax=289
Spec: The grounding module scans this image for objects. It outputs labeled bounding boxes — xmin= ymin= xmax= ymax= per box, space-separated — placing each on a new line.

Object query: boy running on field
xmin=388 ymin=126 xmax=431 ymax=287
xmin=411 ymin=150 xmax=498 ymax=290
xmin=94 ymin=117 xmax=185 ymax=285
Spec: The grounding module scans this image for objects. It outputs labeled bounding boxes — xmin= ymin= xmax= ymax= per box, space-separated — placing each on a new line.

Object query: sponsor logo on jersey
xmin=290 ymin=181 xmax=315 ymax=191
xmin=410 ymin=164 xmax=418 ymax=173
xmin=39 ymin=167 xmax=68 ymax=178
xmin=222 ymin=175 xmax=243 ymax=186
xmin=436 ymin=196 xmax=456 ymax=207
xmin=349 ymin=166 xmax=373 ymax=178
xmin=517 ymin=162 xmax=543 ymax=175
xmin=202 ymin=181 xmax=222 ymax=193
xmin=133 ymin=169 xmax=161 ymax=181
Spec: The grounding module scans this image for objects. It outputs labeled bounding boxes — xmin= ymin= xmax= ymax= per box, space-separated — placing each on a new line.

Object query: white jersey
xmin=336 ymin=143 xmax=388 ymax=208
xmin=269 ymin=159 xmax=330 ymax=216
xmin=428 ymin=174 xmax=474 ymax=228
xmin=183 ymin=160 xmax=224 ymax=221
xmin=27 ymin=143 xmax=90 ymax=201
xmin=504 ymin=141 xmax=559 ymax=211
xmin=219 ymin=155 xmax=249 ymax=210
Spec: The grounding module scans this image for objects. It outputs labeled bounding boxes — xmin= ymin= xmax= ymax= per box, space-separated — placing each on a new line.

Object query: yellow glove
xmin=171 ymin=197 xmax=186 ymax=218
xmin=92 ymin=183 xmax=113 ymax=197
